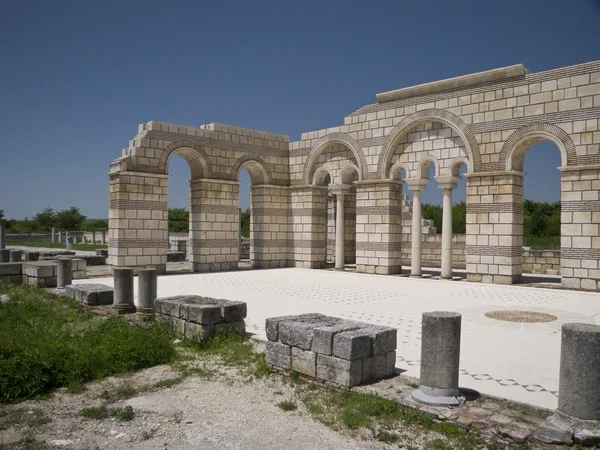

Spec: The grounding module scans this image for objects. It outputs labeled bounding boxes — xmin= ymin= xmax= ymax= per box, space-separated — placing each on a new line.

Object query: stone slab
xmin=0 ymin=262 xmax=22 ymax=276
xmin=291 ymin=347 xmax=317 ymax=377
xmin=332 ymin=329 xmax=373 ymax=360
xmin=316 ymin=354 xmax=362 ymax=387
xmin=65 ymin=283 xmax=114 ymax=306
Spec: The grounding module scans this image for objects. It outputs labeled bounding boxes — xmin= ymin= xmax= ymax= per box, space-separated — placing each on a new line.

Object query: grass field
xmin=8 ymin=241 xmax=108 ymax=251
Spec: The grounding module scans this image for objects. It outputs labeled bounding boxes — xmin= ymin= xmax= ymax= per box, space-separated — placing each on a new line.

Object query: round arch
xmin=499 ymin=122 xmax=576 ymax=171
xmin=446 ymin=156 xmax=470 ymax=177
xmin=159 ymin=140 xmax=212 ymax=179
xmin=340 ymin=163 xmax=360 ymax=184
xmin=417 ymin=155 xmax=441 ymax=179
xmin=231 ymin=154 xmax=272 ymax=185
xmin=377 ymin=109 xmax=481 ymax=179
xmin=303 ymin=132 xmax=367 ymax=185
xmin=312 ymin=166 xmax=334 ymax=186
xmin=389 ymin=161 xmax=410 ymax=180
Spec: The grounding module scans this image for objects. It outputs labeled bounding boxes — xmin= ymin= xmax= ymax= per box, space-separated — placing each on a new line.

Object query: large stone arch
xmin=303 ymin=132 xmax=367 ymax=185
xmin=377 ymin=109 xmax=482 ymax=179
xmin=231 ymin=154 xmax=272 ymax=185
xmin=159 ymin=140 xmax=213 ymax=179
xmin=499 ymin=122 xmax=576 ymax=171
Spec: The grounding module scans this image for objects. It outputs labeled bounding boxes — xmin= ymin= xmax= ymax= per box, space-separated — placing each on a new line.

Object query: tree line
xmin=0 ymin=208 xmax=108 ymax=233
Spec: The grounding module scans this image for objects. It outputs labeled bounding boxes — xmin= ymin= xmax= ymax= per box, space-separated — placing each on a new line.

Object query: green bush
xmin=0 ymin=285 xmax=175 ymax=403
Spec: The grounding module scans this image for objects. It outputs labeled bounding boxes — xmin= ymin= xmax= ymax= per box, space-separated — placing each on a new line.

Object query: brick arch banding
xmin=499 ymin=122 xmax=576 ymax=171
xmin=231 ymin=154 xmax=272 ymax=185
xmin=377 ymin=109 xmax=482 ymax=179
xmin=303 ymin=132 xmax=368 ymax=185
xmin=159 ymin=140 xmax=213 ymax=179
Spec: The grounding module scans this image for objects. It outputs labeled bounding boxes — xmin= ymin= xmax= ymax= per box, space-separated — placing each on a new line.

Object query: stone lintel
xmin=376 ymin=64 xmax=527 ymax=103
xmin=558 ymin=165 xmax=600 ymax=172
xmin=464 ymin=171 xmax=525 ymax=179
xmin=188 ymin=178 xmax=239 ymax=185
xmin=108 ymin=170 xmax=171 ymax=179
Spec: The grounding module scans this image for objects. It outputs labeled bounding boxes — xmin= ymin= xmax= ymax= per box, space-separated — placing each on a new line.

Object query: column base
xmin=535 ymin=410 xmax=600 ymax=445
xmin=410 ymin=273 xmax=422 ymax=278
xmin=112 ymin=304 xmax=136 ymax=315
xmin=411 ymin=386 xmax=466 ymax=407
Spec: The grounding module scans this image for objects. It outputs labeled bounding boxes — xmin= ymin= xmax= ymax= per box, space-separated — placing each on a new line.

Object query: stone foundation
xmin=155 ymin=295 xmax=247 ymax=341
xmin=265 ymin=313 xmax=397 ymax=388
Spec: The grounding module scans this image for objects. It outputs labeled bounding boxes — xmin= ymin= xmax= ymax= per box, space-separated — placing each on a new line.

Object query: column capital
xmin=328 ymin=184 xmax=352 ymax=196
xmin=434 ymin=175 xmax=460 ymax=190
xmin=404 ymin=178 xmax=428 ymax=191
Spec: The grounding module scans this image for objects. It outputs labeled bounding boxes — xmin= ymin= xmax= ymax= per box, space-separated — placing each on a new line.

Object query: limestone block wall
xmin=344 ymin=191 xmax=356 ymax=264
xmin=108 ymin=172 xmax=169 ymax=273
xmin=400 ymin=235 xmax=467 ymax=269
xmin=289 ymin=187 xmax=327 ymax=268
xmin=522 ymin=249 xmax=560 ymax=275
xmin=189 ymin=179 xmax=239 ymax=272
xmin=327 ymin=195 xmax=335 ymax=262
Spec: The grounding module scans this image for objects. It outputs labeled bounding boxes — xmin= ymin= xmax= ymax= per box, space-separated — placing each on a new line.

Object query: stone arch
xmin=303 ymin=132 xmax=367 ymax=185
xmin=377 ymin=109 xmax=481 ymax=178
xmin=417 ymin=155 xmax=441 ymax=179
xmin=312 ymin=166 xmax=334 ymax=186
xmin=231 ymin=154 xmax=271 ymax=185
xmin=499 ymin=122 xmax=576 ymax=171
xmin=340 ymin=163 xmax=360 ymax=184
xmin=389 ymin=161 xmax=410 ymax=180
xmin=160 ymin=140 xmax=212 ymax=179
xmin=446 ymin=156 xmax=470 ymax=177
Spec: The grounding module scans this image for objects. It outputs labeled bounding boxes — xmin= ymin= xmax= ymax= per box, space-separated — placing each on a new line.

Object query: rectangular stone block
xmin=65 ymin=283 xmax=114 ymax=306
xmin=291 ymin=347 xmax=316 ymax=377
xmin=181 ymin=301 xmax=222 ymax=325
xmin=154 ymin=296 xmax=184 ymax=317
xmin=280 ymin=316 xmax=340 ymax=350
xmin=332 ymin=330 xmax=373 ymax=360
xmin=219 ymin=300 xmax=247 ymax=322
xmin=267 ymin=340 xmax=291 ymax=356
xmin=184 ymin=322 xmax=214 ymax=341
xmin=0 ymin=263 xmax=22 ymax=276
xmin=367 ymin=326 xmax=398 ymax=355
xmin=311 ymin=322 xmax=362 ymax=355
xmin=316 ymin=354 xmax=362 ymax=387
xmin=214 ymin=319 xmax=245 ymax=335
xmin=22 ymin=261 xmax=56 ymax=278
xmin=266 ymin=349 xmax=291 ymax=370
xmin=362 ymin=353 xmax=386 ymax=383
xmin=265 ymin=313 xmax=327 ymax=342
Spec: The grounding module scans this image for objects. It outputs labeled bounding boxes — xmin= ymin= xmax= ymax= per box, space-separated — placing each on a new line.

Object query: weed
xmin=115 ymin=406 xmax=135 ymax=421
xmin=424 ymin=439 xmax=453 ymax=450
xmin=407 ymin=382 xmax=420 ymax=389
xmin=141 ymin=428 xmax=157 ymax=441
xmin=154 ymin=378 xmax=184 ymax=389
xmin=81 ymin=406 xmax=109 ymax=420
xmin=66 ymin=381 xmax=86 ymax=394
xmin=172 ymin=411 xmax=183 ymax=424
xmin=0 ymin=407 xmax=51 ymax=431
xmin=0 ymin=435 xmax=47 ymax=450
xmin=99 ymin=384 xmax=137 ymax=401
xmin=278 ymin=400 xmax=298 ymax=412
xmin=0 ymin=284 xmax=176 ymax=403
xmin=81 ymin=405 xmax=136 ymax=421
xmin=377 ymin=429 xmax=399 ymax=444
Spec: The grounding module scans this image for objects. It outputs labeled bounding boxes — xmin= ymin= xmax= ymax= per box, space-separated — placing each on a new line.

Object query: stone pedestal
xmin=56 ymin=258 xmax=72 ymax=288
xmin=113 ymin=267 xmax=136 ymax=314
xmin=137 ymin=268 xmax=157 ymax=316
xmin=535 ymin=323 xmax=600 ymax=445
xmin=0 ymin=249 xmax=10 ymax=263
xmin=412 ymin=311 xmax=465 ymax=406
xmin=9 ymin=250 xmax=22 ymax=263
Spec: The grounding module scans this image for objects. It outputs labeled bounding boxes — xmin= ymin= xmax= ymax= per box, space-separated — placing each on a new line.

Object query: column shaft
xmin=335 ymin=193 xmax=345 ymax=270
xmin=441 ymin=188 xmax=453 ymax=279
xmin=411 ymin=190 xmax=422 ymax=276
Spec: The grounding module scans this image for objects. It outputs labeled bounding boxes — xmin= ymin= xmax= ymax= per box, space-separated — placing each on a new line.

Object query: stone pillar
xmin=329 ymin=184 xmax=350 ymax=271
xmin=412 ymin=311 xmax=465 ymax=406
xmin=0 ymin=249 xmax=9 ymax=263
xmin=113 ymin=267 xmax=136 ymax=314
xmin=51 ymin=227 xmax=55 ymax=243
xmin=137 ymin=268 xmax=157 ymax=316
xmin=56 ymin=258 xmax=72 ymax=288
xmin=189 ymin=179 xmax=240 ymax=272
xmin=58 ymin=231 xmax=63 ymax=243
xmin=289 ymin=186 xmax=328 ymax=269
xmin=535 ymin=323 xmax=600 ymax=444
xmin=406 ymin=179 xmax=428 ymax=277
xmin=355 ymin=181 xmax=403 ymax=275
xmin=0 ymin=223 xmax=5 ymax=249
xmin=435 ymin=176 xmax=459 ymax=279
xmin=9 ymin=250 xmax=22 ymax=263
xmin=344 ymin=189 xmax=356 ymax=264
xmin=101 ymin=231 xmax=106 ymax=245
xmin=327 ymin=194 xmax=335 ymax=263
xmin=92 ymin=231 xmax=96 ymax=244
xmin=465 ymin=172 xmax=523 ymax=285
xmin=249 ymin=185 xmax=290 ymax=269
xmin=108 ymin=171 xmax=169 ymax=273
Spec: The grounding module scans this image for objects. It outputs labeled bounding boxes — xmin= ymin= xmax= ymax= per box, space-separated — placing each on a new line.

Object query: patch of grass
xmin=99 ymin=384 xmax=138 ymax=402
xmin=115 ymin=406 xmax=135 ymax=421
xmin=11 ymin=241 xmax=108 ymax=251
xmin=0 ymin=407 xmax=51 ymax=431
xmin=154 ymin=377 xmax=184 ymax=389
xmin=278 ymin=400 xmax=297 ymax=412
xmin=523 ymin=235 xmax=560 ymax=250
xmin=172 ymin=411 xmax=183 ymax=424
xmin=0 ymin=435 xmax=47 ymax=450
xmin=407 ymin=382 xmax=420 ymax=389
xmin=182 ymin=329 xmax=270 ymax=378
xmin=0 ymin=284 xmax=176 ymax=403
xmin=66 ymin=381 xmax=86 ymax=394
xmin=81 ymin=405 xmax=135 ymax=421
xmin=377 ymin=429 xmax=399 ymax=444
xmin=424 ymin=439 xmax=453 ymax=450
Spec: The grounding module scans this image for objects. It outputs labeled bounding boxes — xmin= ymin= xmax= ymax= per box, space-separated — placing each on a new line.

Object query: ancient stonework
xmin=108 ymin=60 xmax=600 ymax=290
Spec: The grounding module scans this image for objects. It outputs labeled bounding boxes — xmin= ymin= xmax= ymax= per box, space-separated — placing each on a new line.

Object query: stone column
xmin=101 ymin=231 xmax=106 ymax=245
xmin=405 ymin=179 xmax=428 ymax=277
xmin=412 ymin=311 xmax=465 ymax=406
xmin=113 ymin=267 xmax=136 ymax=314
xmin=137 ymin=268 xmax=157 ymax=316
xmin=58 ymin=231 xmax=62 ymax=243
xmin=535 ymin=323 xmax=600 ymax=444
xmin=435 ymin=176 xmax=459 ymax=279
xmin=9 ymin=250 xmax=22 ymax=263
xmin=56 ymin=258 xmax=72 ymax=288
xmin=0 ymin=223 xmax=5 ymax=249
xmin=92 ymin=231 xmax=96 ymax=244
xmin=51 ymin=227 xmax=55 ymax=243
xmin=329 ymin=184 xmax=350 ymax=271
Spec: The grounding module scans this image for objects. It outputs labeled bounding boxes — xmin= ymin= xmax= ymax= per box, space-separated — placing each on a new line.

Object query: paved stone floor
xmin=73 ymin=267 xmax=600 ymax=410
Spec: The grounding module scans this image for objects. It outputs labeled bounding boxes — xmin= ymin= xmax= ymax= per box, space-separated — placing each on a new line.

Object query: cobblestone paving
xmin=75 ymin=267 xmax=600 ymax=410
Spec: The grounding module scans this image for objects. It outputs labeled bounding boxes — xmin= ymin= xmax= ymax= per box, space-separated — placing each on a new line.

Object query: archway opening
xmin=520 ymin=141 xmax=562 ymax=283
xmin=167 ymin=154 xmax=193 ymax=268
xmin=340 ymin=166 xmax=359 ymax=269
xmin=239 ymin=168 xmax=252 ymax=265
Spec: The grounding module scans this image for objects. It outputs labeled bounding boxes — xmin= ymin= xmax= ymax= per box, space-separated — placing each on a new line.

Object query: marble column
xmin=329 ymin=184 xmax=351 ymax=271
xmin=405 ymin=179 xmax=428 ymax=277
xmin=436 ymin=176 xmax=459 ymax=280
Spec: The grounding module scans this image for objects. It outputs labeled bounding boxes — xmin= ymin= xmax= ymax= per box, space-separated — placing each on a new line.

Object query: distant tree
xmin=168 ymin=208 xmax=189 ymax=233
xmin=85 ymin=219 xmax=109 ymax=231
xmin=240 ymin=208 xmax=250 ymax=238
xmin=0 ymin=210 xmax=4 ymax=225
xmin=55 ymin=207 xmax=86 ymax=231
xmin=34 ymin=207 xmax=56 ymax=231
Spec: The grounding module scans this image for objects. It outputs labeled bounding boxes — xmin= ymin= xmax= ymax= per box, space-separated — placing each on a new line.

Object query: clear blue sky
xmin=1 ymin=0 xmax=599 ymax=219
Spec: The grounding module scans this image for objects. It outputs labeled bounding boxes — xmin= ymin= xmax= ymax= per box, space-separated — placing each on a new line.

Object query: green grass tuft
xmin=0 ymin=284 xmax=176 ymax=403
xmin=278 ymin=400 xmax=297 ymax=412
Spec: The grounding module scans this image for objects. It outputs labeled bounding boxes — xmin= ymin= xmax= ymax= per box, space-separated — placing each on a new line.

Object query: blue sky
xmin=1 ymin=0 xmax=599 ymax=219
